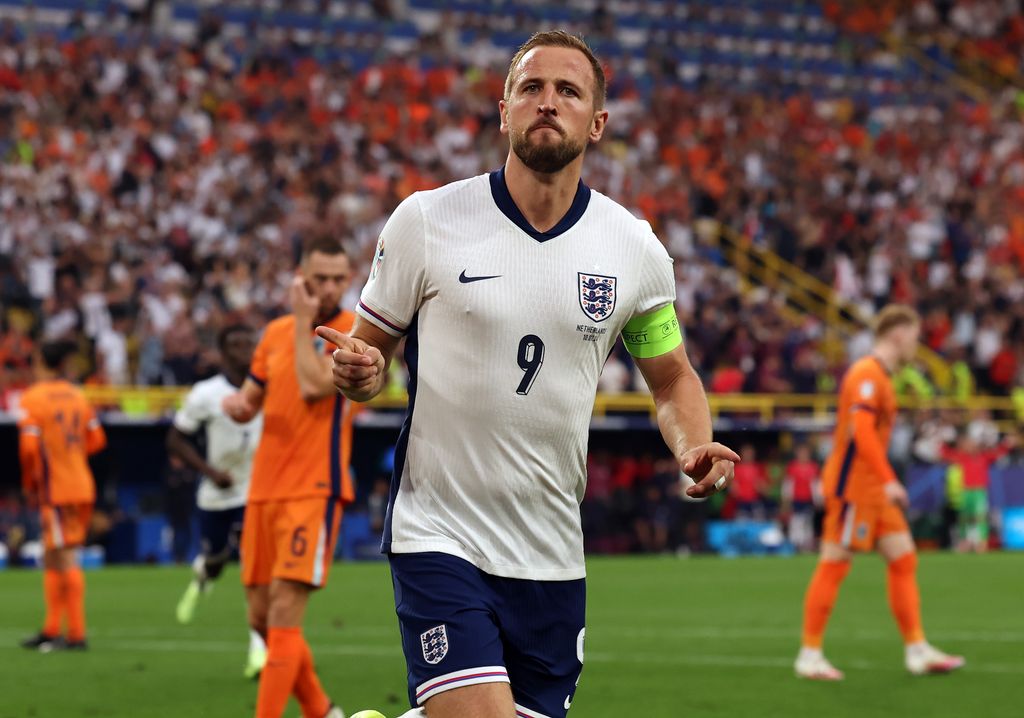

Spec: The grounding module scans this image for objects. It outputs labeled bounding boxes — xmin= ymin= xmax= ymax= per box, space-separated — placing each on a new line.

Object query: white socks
xmin=250 ymin=629 xmax=266 ymax=653
xmin=905 ymin=640 xmax=928 ymax=656
xmin=191 ymin=554 xmax=208 ymax=584
xmin=798 ymin=646 xmax=823 ymax=661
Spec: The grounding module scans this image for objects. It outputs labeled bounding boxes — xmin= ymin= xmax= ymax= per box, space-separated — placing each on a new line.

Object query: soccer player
xmin=796 ymin=304 xmax=965 ymax=680
xmin=782 ymin=443 xmax=820 ymax=552
xmin=223 ymin=236 xmax=354 ymax=718
xmin=318 ymin=31 xmax=738 ymax=718
xmin=168 ymin=323 xmax=267 ymax=678
xmin=17 ymin=341 xmax=106 ymax=652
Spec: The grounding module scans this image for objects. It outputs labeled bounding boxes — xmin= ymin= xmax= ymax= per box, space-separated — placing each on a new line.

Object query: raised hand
xmin=289 ymin=275 xmax=320 ymax=324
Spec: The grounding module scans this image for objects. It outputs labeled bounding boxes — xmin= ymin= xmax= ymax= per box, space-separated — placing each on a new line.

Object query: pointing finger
xmin=316 ymin=325 xmax=350 ymax=347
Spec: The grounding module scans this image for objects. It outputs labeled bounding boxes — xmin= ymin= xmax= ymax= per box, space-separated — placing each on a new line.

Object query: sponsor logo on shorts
xmin=420 ymin=624 xmax=449 ymax=665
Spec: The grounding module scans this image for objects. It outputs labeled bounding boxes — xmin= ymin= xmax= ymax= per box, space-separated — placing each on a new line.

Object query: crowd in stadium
xmin=829 ymin=0 xmax=1024 ymax=82
xmin=1 ymin=2 xmax=1023 ymax=559
xmin=0 ymin=2 xmax=1023 ymax=406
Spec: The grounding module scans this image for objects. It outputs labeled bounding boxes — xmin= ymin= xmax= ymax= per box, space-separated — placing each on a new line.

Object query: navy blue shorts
xmin=389 ymin=552 xmax=586 ymax=718
xmin=199 ymin=506 xmax=246 ymax=562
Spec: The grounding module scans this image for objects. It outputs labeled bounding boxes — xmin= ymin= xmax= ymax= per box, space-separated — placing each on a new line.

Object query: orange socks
xmin=64 ymin=567 xmax=86 ymax=642
xmin=801 ymin=559 xmax=851 ymax=648
xmin=294 ymin=636 xmax=331 ymax=718
xmin=257 ymin=627 xmax=330 ymax=718
xmin=257 ymin=627 xmax=304 ymax=718
xmin=887 ymin=553 xmax=925 ymax=644
xmin=42 ymin=569 xmax=64 ymax=637
xmin=42 ymin=567 xmax=87 ymax=641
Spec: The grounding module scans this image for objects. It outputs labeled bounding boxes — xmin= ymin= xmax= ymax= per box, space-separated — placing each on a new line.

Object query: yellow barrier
xmin=711 ymin=225 xmax=953 ymax=389
xmin=81 ymin=386 xmax=1017 ymax=427
xmin=884 ymin=34 xmax=992 ymax=102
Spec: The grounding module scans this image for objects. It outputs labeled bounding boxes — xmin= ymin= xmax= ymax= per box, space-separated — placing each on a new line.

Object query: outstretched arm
xmin=635 ymin=343 xmax=739 ymax=498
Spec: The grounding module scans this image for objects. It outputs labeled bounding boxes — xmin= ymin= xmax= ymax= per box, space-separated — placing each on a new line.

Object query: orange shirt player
xmin=223 ymin=236 xmax=354 ymax=718
xmin=18 ymin=340 xmax=106 ymax=652
xmin=795 ymin=304 xmax=964 ymax=680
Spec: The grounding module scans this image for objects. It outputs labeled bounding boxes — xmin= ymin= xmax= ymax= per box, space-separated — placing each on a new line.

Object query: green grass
xmin=1 ymin=553 xmax=1023 ymax=717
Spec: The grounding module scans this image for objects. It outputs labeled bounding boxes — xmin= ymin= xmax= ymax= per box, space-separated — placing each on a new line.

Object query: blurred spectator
xmin=164 ymin=454 xmax=196 ymax=564
xmin=782 ymin=443 xmax=821 ymax=552
xmin=0 ymin=490 xmax=34 ymax=560
xmin=731 ymin=444 xmax=770 ymax=519
xmin=367 ymin=477 xmax=390 ymax=536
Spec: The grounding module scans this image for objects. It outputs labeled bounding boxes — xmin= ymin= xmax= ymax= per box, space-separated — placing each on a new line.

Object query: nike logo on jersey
xmin=459 ymin=270 xmax=502 ymax=283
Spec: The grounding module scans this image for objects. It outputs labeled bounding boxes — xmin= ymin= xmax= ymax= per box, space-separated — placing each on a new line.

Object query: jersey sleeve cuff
xmin=172 ymin=414 xmax=199 ymax=435
xmin=247 ymin=372 xmax=266 ymax=388
xmin=356 ymin=301 xmax=408 ymax=337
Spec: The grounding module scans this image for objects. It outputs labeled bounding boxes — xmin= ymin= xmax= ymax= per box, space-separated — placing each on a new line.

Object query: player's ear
xmin=589 ymin=108 xmax=609 ymax=144
xmin=499 ymin=99 xmax=509 ymax=135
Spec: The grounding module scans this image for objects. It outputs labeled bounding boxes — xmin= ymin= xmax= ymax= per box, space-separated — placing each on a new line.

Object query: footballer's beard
xmin=510 ymin=126 xmax=586 ymax=174
xmin=316 ymin=298 xmax=342 ymax=323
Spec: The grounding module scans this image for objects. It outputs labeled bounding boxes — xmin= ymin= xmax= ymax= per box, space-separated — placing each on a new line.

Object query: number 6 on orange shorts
xmin=241 ymin=497 xmax=344 ymax=588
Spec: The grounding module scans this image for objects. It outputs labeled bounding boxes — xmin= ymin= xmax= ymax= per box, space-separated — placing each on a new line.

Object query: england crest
xmin=420 ymin=624 xmax=449 ymax=665
xmin=578 ymin=273 xmax=617 ymax=323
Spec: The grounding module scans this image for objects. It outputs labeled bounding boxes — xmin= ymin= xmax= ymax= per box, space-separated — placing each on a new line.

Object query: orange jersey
xmin=821 ymin=356 xmax=899 ymax=504
xmin=247 ymin=311 xmax=357 ymax=504
xmin=17 ymin=380 xmax=106 ymax=505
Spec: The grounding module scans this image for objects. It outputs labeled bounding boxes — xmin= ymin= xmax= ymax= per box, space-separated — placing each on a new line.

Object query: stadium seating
xmin=0 ymin=0 xmax=1022 ymax=559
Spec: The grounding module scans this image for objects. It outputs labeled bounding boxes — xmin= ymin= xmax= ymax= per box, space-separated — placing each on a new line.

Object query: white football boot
xmin=906 ymin=643 xmax=966 ymax=676
xmin=795 ymin=647 xmax=845 ymax=681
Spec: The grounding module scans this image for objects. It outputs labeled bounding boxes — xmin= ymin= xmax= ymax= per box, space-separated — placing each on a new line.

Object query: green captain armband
xmin=621 ymin=304 xmax=683 ymax=359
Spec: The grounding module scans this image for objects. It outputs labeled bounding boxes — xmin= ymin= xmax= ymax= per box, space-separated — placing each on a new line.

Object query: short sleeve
xmin=631 ymin=225 xmax=676 ymax=318
xmin=173 ymin=385 xmax=209 ymax=435
xmin=849 ymin=366 xmax=882 ymax=414
xmin=15 ymin=396 xmax=41 ymax=436
xmin=356 ymin=195 xmax=427 ymax=336
xmin=249 ymin=329 xmax=270 ymax=387
xmin=84 ymin=400 xmax=106 ymax=454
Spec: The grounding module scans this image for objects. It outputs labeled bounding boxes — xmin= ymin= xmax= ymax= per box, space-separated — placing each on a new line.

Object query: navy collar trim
xmin=489 ymin=166 xmax=591 ymax=243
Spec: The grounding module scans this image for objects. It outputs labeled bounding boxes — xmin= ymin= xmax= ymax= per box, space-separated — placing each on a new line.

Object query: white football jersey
xmin=173 ymin=374 xmax=262 ymax=511
xmin=358 ymin=169 xmax=675 ymax=580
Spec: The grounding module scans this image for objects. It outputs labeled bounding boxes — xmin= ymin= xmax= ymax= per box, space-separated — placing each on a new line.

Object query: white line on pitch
xmin=0 ymin=638 xmax=1020 ymax=675
xmin=4 ymin=625 xmax=1022 ymax=643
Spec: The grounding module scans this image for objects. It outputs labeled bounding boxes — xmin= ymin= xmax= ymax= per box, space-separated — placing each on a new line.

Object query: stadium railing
xmin=709 ymin=222 xmax=954 ymax=389
xmin=27 ymin=387 xmax=1012 ymax=431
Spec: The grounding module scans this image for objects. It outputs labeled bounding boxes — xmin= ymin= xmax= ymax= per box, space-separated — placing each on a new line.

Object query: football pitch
xmin=1 ymin=553 xmax=1022 ymax=718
